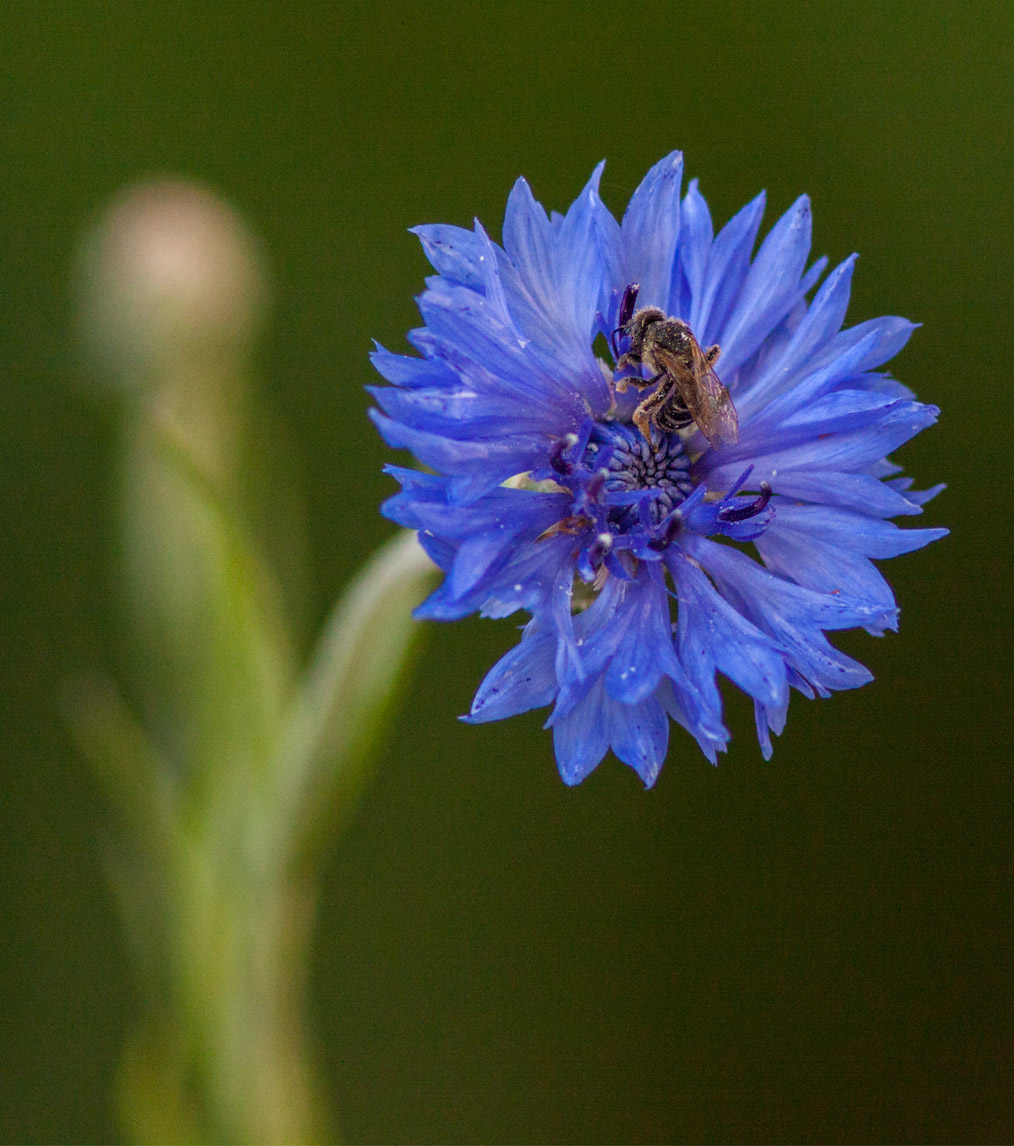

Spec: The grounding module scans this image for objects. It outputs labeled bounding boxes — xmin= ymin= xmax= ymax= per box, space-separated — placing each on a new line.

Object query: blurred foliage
xmin=0 ymin=2 xmax=1011 ymax=1143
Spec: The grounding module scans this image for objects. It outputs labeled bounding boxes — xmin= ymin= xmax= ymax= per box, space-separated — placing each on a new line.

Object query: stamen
xmin=611 ymin=282 xmax=640 ymax=358
xmin=549 ymin=432 xmax=579 ymax=475
xmin=585 ymin=468 xmax=608 ymax=500
xmin=648 ymin=510 xmax=683 ymax=551
xmin=718 ymin=481 xmax=772 ymax=522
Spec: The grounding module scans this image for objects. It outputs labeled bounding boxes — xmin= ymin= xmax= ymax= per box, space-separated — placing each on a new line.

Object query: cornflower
xmin=371 ymin=153 xmax=945 ymax=785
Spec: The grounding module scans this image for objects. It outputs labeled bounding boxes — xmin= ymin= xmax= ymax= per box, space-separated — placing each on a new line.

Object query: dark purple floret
xmin=718 ymin=481 xmax=772 ymax=522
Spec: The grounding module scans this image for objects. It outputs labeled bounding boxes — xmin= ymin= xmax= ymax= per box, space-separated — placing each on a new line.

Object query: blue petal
xmin=411 ymin=223 xmax=486 ymax=287
xmin=717 ymin=195 xmax=814 ymax=372
xmin=487 ymin=534 xmax=579 ymax=626
xmin=498 ymin=167 xmax=613 ymax=413
xmin=470 ymin=221 xmax=518 ymax=337
xmin=552 ymin=676 xmax=611 ymax=785
xmin=465 ymin=627 xmax=558 ymax=723
xmin=669 ymin=549 xmax=790 ymax=712
xmin=693 ymin=536 xmax=895 ymax=632
xmin=890 ymin=480 xmax=945 ymax=506
xmin=383 ymin=479 xmax=573 ymax=614
xmin=545 ymin=579 xmax=622 ymax=715
xmin=417 ymin=530 xmax=576 ymax=623
xmin=758 ymin=502 xmax=949 ymax=558
xmin=852 ymin=371 xmax=916 ymax=400
xmin=416 ymin=530 xmax=454 ymax=571
xmin=758 ymin=469 xmax=926 ymax=517
xmin=774 ymin=389 xmax=919 ymax=437
xmin=415 ymin=283 xmax=589 ymax=419
xmin=502 ymin=176 xmax=553 ymax=296
xmin=549 ymin=674 xmax=671 ymax=788
xmin=604 ymin=693 xmax=669 ymax=787
xmin=729 ymin=328 xmax=883 ymax=430
xmin=735 ymin=253 xmax=857 ymax=408
xmin=697 ymin=190 xmax=767 ymax=347
xmin=550 ymin=571 xmax=689 ymax=711
xmin=688 ymin=538 xmax=888 ymax=692
xmin=619 ymin=150 xmax=684 ymax=312
xmin=555 ymin=161 xmax=614 ymax=352
xmin=755 ymin=518 xmax=900 ymax=627
xmin=444 ymin=495 xmax=566 ymax=597
xmin=367 ymin=382 xmax=564 ymax=440
xmin=656 ymin=677 xmax=729 ymax=765
xmin=814 ymin=316 xmax=918 ymax=375
xmin=726 ymin=391 xmax=937 ymax=471
xmin=443 ymin=492 xmax=567 ymax=600
xmin=544 ymin=582 xmax=624 ymax=720
xmin=593 ymin=194 xmax=624 ymax=304
xmin=736 ymin=400 xmax=939 ymax=475
xmin=382 ymin=463 xmax=447 ymax=493
xmin=754 ymin=694 xmax=789 ymax=761
xmin=370 ymin=410 xmax=545 ymax=491
xmin=401 ymin=488 xmax=563 ymax=541
xmin=603 ymin=574 xmax=686 ymax=706
xmin=370 ymin=343 xmax=458 ymax=389
xmin=680 ymin=179 xmax=714 ymax=331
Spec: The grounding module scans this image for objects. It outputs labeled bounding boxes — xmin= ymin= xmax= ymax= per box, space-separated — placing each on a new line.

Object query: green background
xmin=1 ymin=2 xmax=1010 ymax=1142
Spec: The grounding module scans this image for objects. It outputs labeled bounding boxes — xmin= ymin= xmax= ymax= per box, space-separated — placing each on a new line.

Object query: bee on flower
xmin=370 ymin=152 xmax=945 ymax=786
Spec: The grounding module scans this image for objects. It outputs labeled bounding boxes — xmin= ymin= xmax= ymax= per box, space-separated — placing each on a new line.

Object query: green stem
xmin=71 ymin=531 xmax=436 ymax=1143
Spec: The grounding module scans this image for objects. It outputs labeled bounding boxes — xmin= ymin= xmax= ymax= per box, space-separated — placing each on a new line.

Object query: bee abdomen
xmin=654 ymin=402 xmax=693 ymax=433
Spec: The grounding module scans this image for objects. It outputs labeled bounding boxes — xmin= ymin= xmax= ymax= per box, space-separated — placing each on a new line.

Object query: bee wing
xmin=654 ymin=340 xmax=739 ymax=447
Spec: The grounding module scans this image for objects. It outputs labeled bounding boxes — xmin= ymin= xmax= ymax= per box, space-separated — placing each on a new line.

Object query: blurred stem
xmin=108 ymin=408 xmax=436 ymax=1143
xmin=85 ymin=527 xmax=437 ymax=1145
xmin=277 ymin=529 xmax=439 ymax=874
xmin=63 ymin=675 xmax=173 ymax=858
xmin=162 ymin=823 xmax=327 ymax=1144
xmin=72 ymin=181 xmax=438 ymax=1144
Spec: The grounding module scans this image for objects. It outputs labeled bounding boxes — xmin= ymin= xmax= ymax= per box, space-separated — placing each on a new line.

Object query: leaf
xmin=63 ymin=674 xmax=173 ymax=853
xmin=274 ymin=530 xmax=439 ymax=871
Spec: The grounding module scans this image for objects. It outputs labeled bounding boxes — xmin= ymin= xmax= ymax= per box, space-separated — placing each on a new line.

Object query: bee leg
xmin=633 ymin=401 xmax=653 ymax=443
xmin=705 ymin=343 xmax=721 ymax=366
xmin=615 ymin=365 xmax=661 ymax=395
xmin=632 ymin=382 xmax=667 ymax=443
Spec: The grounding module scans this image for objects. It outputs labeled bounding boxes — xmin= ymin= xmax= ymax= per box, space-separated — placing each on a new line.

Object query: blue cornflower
xmin=370 ymin=152 xmax=946 ymax=786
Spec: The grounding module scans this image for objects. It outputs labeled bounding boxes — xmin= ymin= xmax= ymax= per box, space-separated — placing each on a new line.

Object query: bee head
xmin=624 ymin=305 xmax=667 ymax=352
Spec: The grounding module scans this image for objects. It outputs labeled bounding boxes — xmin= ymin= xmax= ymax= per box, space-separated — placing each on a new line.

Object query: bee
xmin=612 ymin=283 xmax=739 ymax=447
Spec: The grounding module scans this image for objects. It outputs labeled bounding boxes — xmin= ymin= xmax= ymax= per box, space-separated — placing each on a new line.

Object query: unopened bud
xmin=77 ymin=180 xmax=268 ymax=386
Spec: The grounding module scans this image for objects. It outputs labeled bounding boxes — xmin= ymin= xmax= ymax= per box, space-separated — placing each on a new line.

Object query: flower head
xmin=370 ymin=153 xmax=946 ymax=786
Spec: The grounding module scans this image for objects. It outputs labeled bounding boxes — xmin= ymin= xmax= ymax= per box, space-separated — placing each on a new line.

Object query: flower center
xmin=584 ymin=422 xmax=692 ymax=524
xmin=537 ymin=421 xmax=699 ymax=589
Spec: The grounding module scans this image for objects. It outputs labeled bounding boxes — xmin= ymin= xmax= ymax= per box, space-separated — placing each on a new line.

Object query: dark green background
xmin=1 ymin=3 xmax=1010 ymax=1142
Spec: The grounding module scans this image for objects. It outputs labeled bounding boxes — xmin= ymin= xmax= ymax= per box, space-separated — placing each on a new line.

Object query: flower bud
xmin=77 ymin=180 xmax=268 ymax=387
